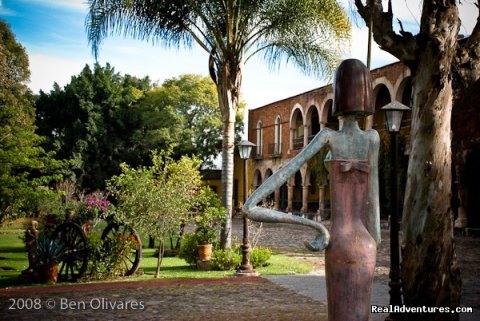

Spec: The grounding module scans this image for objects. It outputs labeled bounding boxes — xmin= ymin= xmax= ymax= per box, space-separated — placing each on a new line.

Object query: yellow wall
xmin=201 ymin=155 xmax=250 ymax=208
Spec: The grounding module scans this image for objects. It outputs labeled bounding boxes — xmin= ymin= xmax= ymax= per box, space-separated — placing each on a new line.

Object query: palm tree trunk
xmin=216 ymin=62 xmax=242 ymax=249
xmin=220 ymin=117 xmax=236 ymax=249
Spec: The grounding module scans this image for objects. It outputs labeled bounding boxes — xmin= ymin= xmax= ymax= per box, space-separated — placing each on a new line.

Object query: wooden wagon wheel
xmin=101 ymin=222 xmax=142 ymax=276
xmin=52 ymin=222 xmax=88 ymax=282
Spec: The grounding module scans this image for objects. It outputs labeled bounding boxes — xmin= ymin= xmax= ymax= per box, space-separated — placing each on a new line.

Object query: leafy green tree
xmin=36 ymin=69 xmax=233 ymax=189
xmin=86 ymin=0 xmax=351 ymax=248
xmin=136 ymin=74 xmax=243 ymax=166
xmin=35 ymin=63 xmax=151 ymax=190
xmin=0 ymin=20 xmax=63 ymax=221
xmin=107 ymin=149 xmax=203 ymax=278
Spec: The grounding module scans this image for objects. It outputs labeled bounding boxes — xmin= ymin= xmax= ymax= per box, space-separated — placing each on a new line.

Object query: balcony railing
xmin=268 ymin=143 xmax=282 ymax=157
xmin=292 ymin=137 xmax=304 ymax=150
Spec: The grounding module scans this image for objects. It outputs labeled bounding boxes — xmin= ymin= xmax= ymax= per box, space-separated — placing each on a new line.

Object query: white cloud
xmin=345 ymin=26 xmax=398 ymax=68
xmin=0 ymin=0 xmax=16 ymax=16
xmin=26 ymin=38 xmax=210 ymax=94
xmin=458 ymin=1 xmax=478 ymax=36
xmin=388 ymin=0 xmax=477 ymax=35
xmin=27 ymin=52 xmax=90 ymax=93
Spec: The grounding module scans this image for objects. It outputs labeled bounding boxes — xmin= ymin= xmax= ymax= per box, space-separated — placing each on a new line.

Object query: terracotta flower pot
xmin=37 ymin=262 xmax=59 ymax=284
xmin=197 ymin=244 xmax=213 ymax=261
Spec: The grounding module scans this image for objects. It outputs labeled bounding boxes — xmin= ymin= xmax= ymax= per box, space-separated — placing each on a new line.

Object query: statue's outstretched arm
xmin=367 ymin=129 xmax=381 ymax=245
xmin=243 ymin=130 xmax=332 ymax=251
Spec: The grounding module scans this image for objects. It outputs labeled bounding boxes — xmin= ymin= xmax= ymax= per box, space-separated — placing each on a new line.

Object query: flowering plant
xmin=85 ymin=195 xmax=110 ymax=217
xmin=74 ymin=192 xmax=111 ymax=224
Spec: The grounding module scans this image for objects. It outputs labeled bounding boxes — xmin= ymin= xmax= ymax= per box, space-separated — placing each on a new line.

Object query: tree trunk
xmin=355 ymin=1 xmax=465 ymax=317
xmin=400 ymin=4 xmax=461 ymax=319
xmin=155 ymin=239 xmax=164 ymax=278
xmin=217 ymin=61 xmax=242 ymax=250
xmin=219 ymin=115 xmax=236 ymax=249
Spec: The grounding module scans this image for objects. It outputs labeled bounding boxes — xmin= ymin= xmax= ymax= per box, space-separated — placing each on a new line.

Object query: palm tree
xmin=86 ymin=0 xmax=350 ymax=248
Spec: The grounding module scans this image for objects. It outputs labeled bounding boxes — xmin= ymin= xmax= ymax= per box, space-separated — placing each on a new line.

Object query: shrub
xmin=250 ymin=246 xmax=272 ymax=268
xmin=178 ymin=233 xmax=200 ymax=266
xmin=211 ymin=248 xmax=241 ymax=271
xmin=87 ymin=233 xmax=139 ymax=279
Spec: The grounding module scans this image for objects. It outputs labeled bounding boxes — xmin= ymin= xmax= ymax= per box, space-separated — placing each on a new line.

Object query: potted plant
xmin=36 ymin=236 xmax=66 ymax=284
xmin=194 ymin=206 xmax=226 ymax=261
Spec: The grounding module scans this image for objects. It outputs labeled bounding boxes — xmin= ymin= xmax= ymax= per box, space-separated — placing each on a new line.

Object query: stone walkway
xmin=0 ymin=216 xmax=478 ymax=321
xmin=0 ymin=278 xmax=329 ymax=321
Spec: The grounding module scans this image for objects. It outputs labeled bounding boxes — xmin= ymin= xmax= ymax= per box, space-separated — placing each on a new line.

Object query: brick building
xmin=246 ymin=62 xmax=413 ymax=220
xmin=246 ymin=60 xmax=480 ymax=230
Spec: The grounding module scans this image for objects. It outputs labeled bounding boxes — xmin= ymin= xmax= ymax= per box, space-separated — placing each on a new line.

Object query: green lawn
xmin=0 ymin=225 xmax=29 ymax=287
xmin=0 ymin=219 xmax=314 ymax=288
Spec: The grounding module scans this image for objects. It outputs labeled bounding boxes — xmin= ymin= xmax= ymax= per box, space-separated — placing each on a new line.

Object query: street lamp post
xmin=236 ymin=140 xmax=258 ymax=277
xmin=382 ymin=101 xmax=410 ymax=320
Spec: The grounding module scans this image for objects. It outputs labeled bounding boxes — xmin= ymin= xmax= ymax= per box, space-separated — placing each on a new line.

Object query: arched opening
xmin=253 ymin=169 xmax=262 ymax=190
xmin=395 ymin=77 xmax=413 ymax=210
xmin=373 ymin=84 xmax=392 ymax=217
xmin=308 ymin=106 xmax=320 ymax=142
xmin=293 ymin=171 xmax=303 ymax=212
xmin=307 ymin=170 xmax=319 ymax=214
xmin=398 ymin=77 xmax=413 ymax=128
xmin=279 ymin=183 xmax=288 ymax=211
xmin=264 ymin=169 xmax=274 ymax=204
xmin=465 ymin=149 xmax=480 ymax=228
xmin=291 ymin=109 xmax=304 ymax=150
xmin=322 ymin=99 xmax=338 ymax=130
xmin=373 ymin=84 xmax=391 ymax=131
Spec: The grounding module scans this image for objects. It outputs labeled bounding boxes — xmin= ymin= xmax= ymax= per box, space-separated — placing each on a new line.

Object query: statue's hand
xmin=304 ymin=233 xmax=329 ymax=251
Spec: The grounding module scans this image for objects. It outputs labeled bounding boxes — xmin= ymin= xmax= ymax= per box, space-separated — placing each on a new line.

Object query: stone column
xmin=363 ymin=115 xmax=373 ymax=130
xmin=303 ymin=125 xmax=309 ymax=147
xmin=317 ymin=185 xmax=325 ymax=222
xmin=301 ymin=184 xmax=310 ymax=215
xmin=274 ymin=188 xmax=280 ymax=210
xmin=287 ymin=183 xmax=294 ymax=213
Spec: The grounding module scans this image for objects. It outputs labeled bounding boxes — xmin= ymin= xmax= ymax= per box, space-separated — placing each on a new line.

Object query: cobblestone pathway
xmin=0 ymin=278 xmax=328 ymax=321
xmin=1 ymin=216 xmax=478 ymax=321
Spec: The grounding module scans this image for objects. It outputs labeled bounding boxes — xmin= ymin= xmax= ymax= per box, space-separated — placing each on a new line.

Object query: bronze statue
xmin=22 ymin=220 xmax=39 ymax=276
xmin=243 ymin=59 xmax=380 ymax=321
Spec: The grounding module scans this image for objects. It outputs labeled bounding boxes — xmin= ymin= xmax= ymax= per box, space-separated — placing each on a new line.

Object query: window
xmin=274 ymin=116 xmax=281 ymax=155
xmin=256 ymin=121 xmax=263 ymax=157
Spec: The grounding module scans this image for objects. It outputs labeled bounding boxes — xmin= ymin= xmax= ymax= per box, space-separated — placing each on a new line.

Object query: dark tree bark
xmin=355 ymin=1 xmax=480 ymax=320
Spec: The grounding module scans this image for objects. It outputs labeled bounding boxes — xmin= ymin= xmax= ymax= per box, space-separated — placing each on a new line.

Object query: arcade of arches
xmin=248 ymin=62 xmax=413 ymax=221
xmin=248 ymin=61 xmax=478 ymax=229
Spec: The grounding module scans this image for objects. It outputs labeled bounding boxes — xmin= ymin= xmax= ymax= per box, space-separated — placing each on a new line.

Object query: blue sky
xmin=1 ymin=0 xmax=477 ymax=109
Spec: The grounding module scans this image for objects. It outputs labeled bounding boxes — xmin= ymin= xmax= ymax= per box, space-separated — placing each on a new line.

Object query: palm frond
xmin=86 ymin=0 xmax=197 ymax=58
xmin=85 ymin=0 xmax=351 ymax=82
xmin=244 ymin=0 xmax=351 ymax=79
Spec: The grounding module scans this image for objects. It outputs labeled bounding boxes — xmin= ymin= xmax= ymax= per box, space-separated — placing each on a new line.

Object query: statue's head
xmin=332 ymin=59 xmax=373 ymax=117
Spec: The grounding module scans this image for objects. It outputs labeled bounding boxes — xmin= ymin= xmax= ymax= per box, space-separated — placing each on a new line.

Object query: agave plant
xmin=36 ymin=236 xmax=66 ymax=265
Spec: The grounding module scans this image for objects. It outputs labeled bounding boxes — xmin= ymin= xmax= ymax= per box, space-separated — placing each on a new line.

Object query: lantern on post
xmin=381 ymin=101 xmax=410 ymax=320
xmin=236 ymin=140 xmax=257 ymax=276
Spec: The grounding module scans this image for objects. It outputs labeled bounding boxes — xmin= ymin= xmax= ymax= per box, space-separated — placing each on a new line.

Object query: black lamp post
xmin=236 ymin=140 xmax=258 ymax=276
xmin=382 ymin=101 xmax=410 ymax=320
